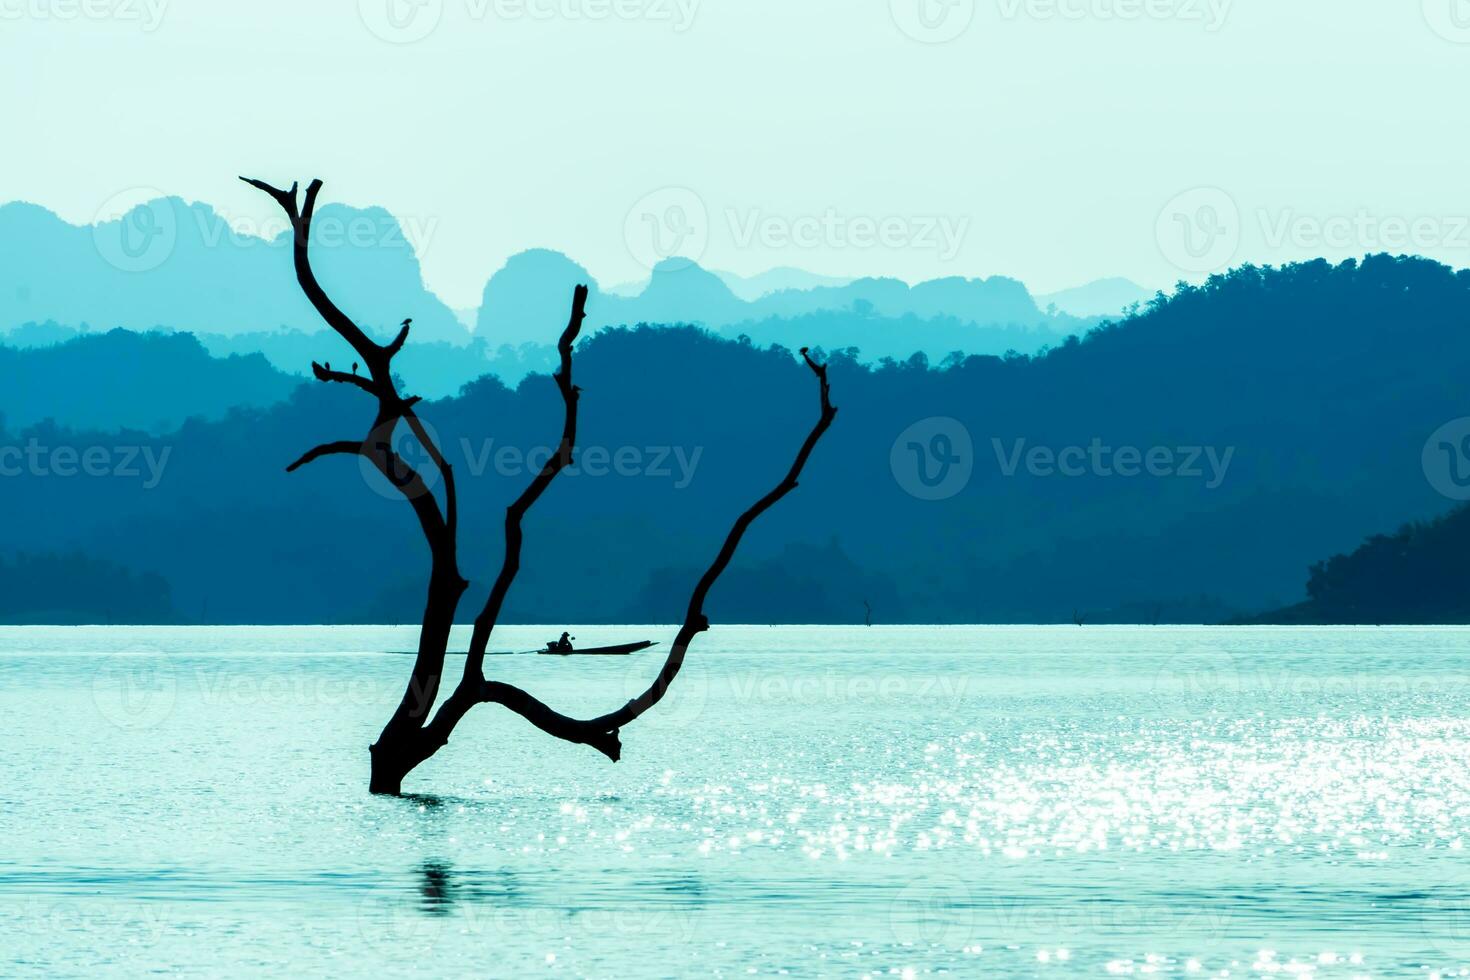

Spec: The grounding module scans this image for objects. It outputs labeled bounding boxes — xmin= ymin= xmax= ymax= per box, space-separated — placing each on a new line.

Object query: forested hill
xmin=2 ymin=254 xmax=1469 ymax=624
xmin=0 ymin=329 xmax=297 ymax=432
xmin=1252 ymin=504 xmax=1470 ymax=625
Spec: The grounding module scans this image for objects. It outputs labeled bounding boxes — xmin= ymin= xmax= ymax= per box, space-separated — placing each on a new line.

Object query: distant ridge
xmin=0 ymin=197 xmax=467 ymax=344
xmin=476 ymin=248 xmax=602 ymax=347
xmin=3 ymin=196 xmax=1107 ymax=393
xmin=0 ymin=196 xmax=1133 ymax=352
xmin=608 ymin=268 xmax=854 ymax=302
xmin=714 ymin=267 xmax=855 ymax=301
xmin=0 ymin=327 xmax=298 ymax=432
xmin=1036 ymin=277 xmax=1152 ymax=318
xmin=474 ymin=251 xmax=1095 ymax=349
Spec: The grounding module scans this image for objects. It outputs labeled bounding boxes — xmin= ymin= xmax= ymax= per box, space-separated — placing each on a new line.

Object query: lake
xmin=3 ymin=625 xmax=1470 ymax=977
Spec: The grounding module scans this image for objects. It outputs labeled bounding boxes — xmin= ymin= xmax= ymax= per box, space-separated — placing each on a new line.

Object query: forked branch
xmin=463 ymin=284 xmax=588 ymax=682
xmin=239 ymin=177 xmax=384 ymax=372
xmin=244 ymin=176 xmax=466 ymax=775
xmin=425 ymin=348 xmax=837 ymax=759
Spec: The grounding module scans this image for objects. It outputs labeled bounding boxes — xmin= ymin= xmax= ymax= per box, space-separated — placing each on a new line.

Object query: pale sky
xmin=4 ymin=1 xmax=1469 ymax=306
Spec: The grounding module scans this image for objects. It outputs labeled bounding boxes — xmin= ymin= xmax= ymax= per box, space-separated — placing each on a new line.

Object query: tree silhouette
xmin=242 ymin=177 xmax=837 ymax=794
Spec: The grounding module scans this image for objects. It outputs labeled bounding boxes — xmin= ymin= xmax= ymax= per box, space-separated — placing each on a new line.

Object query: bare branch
xmin=462 ymin=284 xmax=589 ymax=681
xmin=284 ymin=432 xmax=449 ymax=548
xmin=591 ymin=350 xmax=835 ymax=732
xmin=428 ymin=350 xmax=838 ymax=757
xmin=238 ymin=177 xmax=298 ymax=214
xmin=285 ymin=440 xmax=362 ymax=473
xmin=482 ymin=682 xmax=622 ymax=760
xmin=245 ymin=177 xmax=452 ymax=544
xmin=239 ymin=176 xmax=383 ymax=372
xmin=311 ymin=361 xmax=380 ymax=396
xmin=385 ymin=319 xmax=412 ymax=357
xmin=400 ymin=408 xmax=458 ymax=535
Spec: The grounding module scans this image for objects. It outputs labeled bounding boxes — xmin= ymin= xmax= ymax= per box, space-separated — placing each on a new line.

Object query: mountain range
xmin=474 ymin=248 xmax=1099 ymax=350
xmin=0 ymin=198 xmax=466 ymax=344
xmin=3 ymin=197 xmax=1134 ymax=397
xmin=3 ymin=253 xmax=1467 ymax=624
xmin=1035 ymin=277 xmax=1154 ymax=318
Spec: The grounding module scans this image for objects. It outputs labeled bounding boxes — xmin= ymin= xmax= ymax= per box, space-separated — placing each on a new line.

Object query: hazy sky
xmin=4 ymin=1 xmax=1469 ymax=306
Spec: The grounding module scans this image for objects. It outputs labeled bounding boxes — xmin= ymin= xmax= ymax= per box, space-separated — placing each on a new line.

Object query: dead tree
xmin=242 ymin=177 xmax=837 ymax=794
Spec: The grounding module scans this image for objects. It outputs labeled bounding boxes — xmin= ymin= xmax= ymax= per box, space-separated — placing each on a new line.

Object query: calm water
xmin=4 ymin=626 xmax=1470 ymax=977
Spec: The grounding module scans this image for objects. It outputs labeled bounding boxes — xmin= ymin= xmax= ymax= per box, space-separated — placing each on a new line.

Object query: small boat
xmin=538 ymin=640 xmax=657 ymax=657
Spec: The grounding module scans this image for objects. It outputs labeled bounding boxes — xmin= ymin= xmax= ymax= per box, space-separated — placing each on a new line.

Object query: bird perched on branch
xmin=352 ymin=362 xmax=358 ymax=374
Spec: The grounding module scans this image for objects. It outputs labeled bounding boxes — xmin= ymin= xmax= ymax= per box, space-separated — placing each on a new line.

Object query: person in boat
xmin=550 ymin=632 xmax=575 ymax=653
